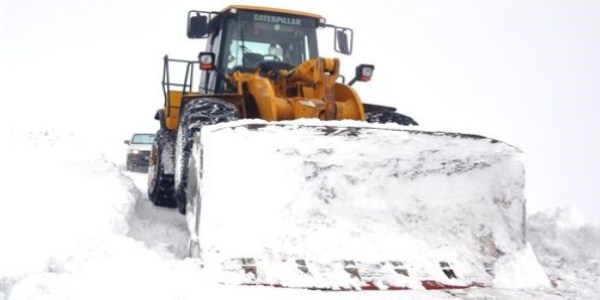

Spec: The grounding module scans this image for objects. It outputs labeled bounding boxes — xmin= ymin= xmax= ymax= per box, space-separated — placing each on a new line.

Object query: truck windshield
xmin=223 ymin=11 xmax=319 ymax=71
xmin=131 ymin=134 xmax=155 ymax=144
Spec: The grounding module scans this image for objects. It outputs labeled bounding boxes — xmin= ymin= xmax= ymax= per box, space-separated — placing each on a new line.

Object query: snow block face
xmin=187 ymin=120 xmax=532 ymax=289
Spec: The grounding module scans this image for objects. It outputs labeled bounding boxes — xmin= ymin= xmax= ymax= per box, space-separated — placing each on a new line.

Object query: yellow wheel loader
xmin=148 ymin=5 xmax=416 ymax=211
xmin=148 ymin=5 xmax=544 ymax=292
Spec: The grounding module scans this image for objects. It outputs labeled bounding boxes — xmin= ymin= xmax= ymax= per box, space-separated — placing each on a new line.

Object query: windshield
xmin=223 ymin=11 xmax=319 ymax=71
xmin=131 ymin=134 xmax=155 ymax=144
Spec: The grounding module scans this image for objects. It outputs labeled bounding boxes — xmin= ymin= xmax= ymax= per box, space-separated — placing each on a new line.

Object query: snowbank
xmin=528 ymin=207 xmax=600 ymax=298
xmin=0 ymin=130 xmax=139 ymax=298
xmin=0 ymin=126 xmax=598 ymax=300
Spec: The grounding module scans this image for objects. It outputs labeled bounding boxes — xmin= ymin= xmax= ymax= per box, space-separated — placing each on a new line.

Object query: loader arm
xmin=228 ymin=58 xmax=366 ymax=121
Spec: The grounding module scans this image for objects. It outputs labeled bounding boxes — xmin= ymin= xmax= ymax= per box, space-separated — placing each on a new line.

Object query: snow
xmin=492 ymin=244 xmax=549 ymax=288
xmin=1 ymin=126 xmax=598 ymax=299
xmin=190 ymin=120 xmax=530 ymax=288
xmin=0 ymin=131 xmax=136 ymax=277
xmin=528 ymin=207 xmax=600 ymax=298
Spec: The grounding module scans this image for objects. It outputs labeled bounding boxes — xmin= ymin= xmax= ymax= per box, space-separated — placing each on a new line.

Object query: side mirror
xmin=124 ymin=140 xmax=130 ymax=145
xmin=348 ymin=64 xmax=375 ymax=86
xmin=199 ymin=52 xmax=216 ymax=70
xmin=334 ymin=27 xmax=353 ymax=55
xmin=187 ymin=14 xmax=209 ymax=38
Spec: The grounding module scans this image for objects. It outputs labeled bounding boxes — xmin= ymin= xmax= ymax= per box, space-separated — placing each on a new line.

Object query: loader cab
xmin=188 ymin=6 xmax=353 ymax=93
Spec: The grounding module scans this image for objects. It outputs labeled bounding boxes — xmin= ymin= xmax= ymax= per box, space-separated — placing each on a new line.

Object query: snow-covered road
xmin=126 ymin=172 xmax=189 ymax=259
xmin=0 ymin=129 xmax=598 ymax=300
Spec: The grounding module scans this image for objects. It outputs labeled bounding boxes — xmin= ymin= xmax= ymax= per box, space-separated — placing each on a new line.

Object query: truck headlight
xmin=130 ymin=149 xmax=140 ymax=154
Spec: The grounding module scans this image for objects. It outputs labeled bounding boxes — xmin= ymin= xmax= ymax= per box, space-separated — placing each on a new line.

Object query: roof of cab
xmin=222 ymin=5 xmax=323 ymax=19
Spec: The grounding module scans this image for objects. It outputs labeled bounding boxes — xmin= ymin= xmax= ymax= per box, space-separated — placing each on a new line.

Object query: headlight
xmin=130 ymin=149 xmax=140 ymax=154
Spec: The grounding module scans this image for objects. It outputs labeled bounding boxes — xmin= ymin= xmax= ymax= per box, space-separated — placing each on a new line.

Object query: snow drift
xmin=1 ymin=126 xmax=598 ymax=300
xmin=528 ymin=207 xmax=600 ymax=298
xmin=0 ymin=131 xmax=140 ymax=299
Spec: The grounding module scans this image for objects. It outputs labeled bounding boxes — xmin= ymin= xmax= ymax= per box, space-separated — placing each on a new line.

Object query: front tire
xmin=175 ymin=98 xmax=240 ymax=214
xmin=148 ymin=128 xmax=176 ymax=207
xmin=366 ymin=111 xmax=418 ymax=126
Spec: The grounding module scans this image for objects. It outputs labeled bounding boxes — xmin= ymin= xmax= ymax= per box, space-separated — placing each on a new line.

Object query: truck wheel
xmin=175 ymin=98 xmax=240 ymax=214
xmin=148 ymin=128 xmax=176 ymax=207
xmin=366 ymin=111 xmax=419 ymax=126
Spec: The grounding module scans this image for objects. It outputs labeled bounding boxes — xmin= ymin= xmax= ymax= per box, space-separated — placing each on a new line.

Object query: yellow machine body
xmin=157 ymin=5 xmax=368 ymax=131
xmin=229 ymin=58 xmax=365 ymax=122
xmin=163 ymin=58 xmax=365 ymax=131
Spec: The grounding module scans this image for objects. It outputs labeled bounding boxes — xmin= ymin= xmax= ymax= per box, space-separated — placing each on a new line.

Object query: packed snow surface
xmin=0 ymin=123 xmax=598 ymax=299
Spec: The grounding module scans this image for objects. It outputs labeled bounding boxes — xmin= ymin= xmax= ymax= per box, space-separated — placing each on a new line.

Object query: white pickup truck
xmin=124 ymin=133 xmax=155 ymax=172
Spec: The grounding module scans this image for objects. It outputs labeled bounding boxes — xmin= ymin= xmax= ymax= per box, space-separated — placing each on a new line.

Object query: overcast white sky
xmin=1 ymin=0 xmax=599 ymax=223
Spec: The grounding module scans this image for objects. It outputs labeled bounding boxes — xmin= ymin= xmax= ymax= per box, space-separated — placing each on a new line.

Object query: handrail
xmin=162 ymin=55 xmax=200 ymax=111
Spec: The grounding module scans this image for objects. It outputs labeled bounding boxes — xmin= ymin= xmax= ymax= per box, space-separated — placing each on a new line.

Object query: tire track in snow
xmin=124 ymin=171 xmax=189 ymax=259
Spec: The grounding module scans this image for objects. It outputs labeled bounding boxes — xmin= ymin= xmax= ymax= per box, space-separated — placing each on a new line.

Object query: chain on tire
xmin=175 ymin=98 xmax=240 ymax=214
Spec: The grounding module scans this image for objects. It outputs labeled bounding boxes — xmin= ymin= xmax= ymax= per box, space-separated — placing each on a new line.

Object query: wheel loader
xmin=148 ymin=5 xmax=546 ymax=291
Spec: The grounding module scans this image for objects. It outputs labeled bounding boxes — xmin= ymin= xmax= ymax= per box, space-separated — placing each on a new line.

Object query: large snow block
xmin=186 ymin=120 xmax=532 ymax=289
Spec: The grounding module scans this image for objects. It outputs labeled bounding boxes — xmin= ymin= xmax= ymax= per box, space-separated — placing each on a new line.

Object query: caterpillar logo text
xmin=253 ymin=14 xmax=302 ymax=26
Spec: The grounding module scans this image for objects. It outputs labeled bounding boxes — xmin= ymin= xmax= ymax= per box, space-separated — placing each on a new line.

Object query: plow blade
xmin=185 ymin=120 xmax=530 ymax=290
